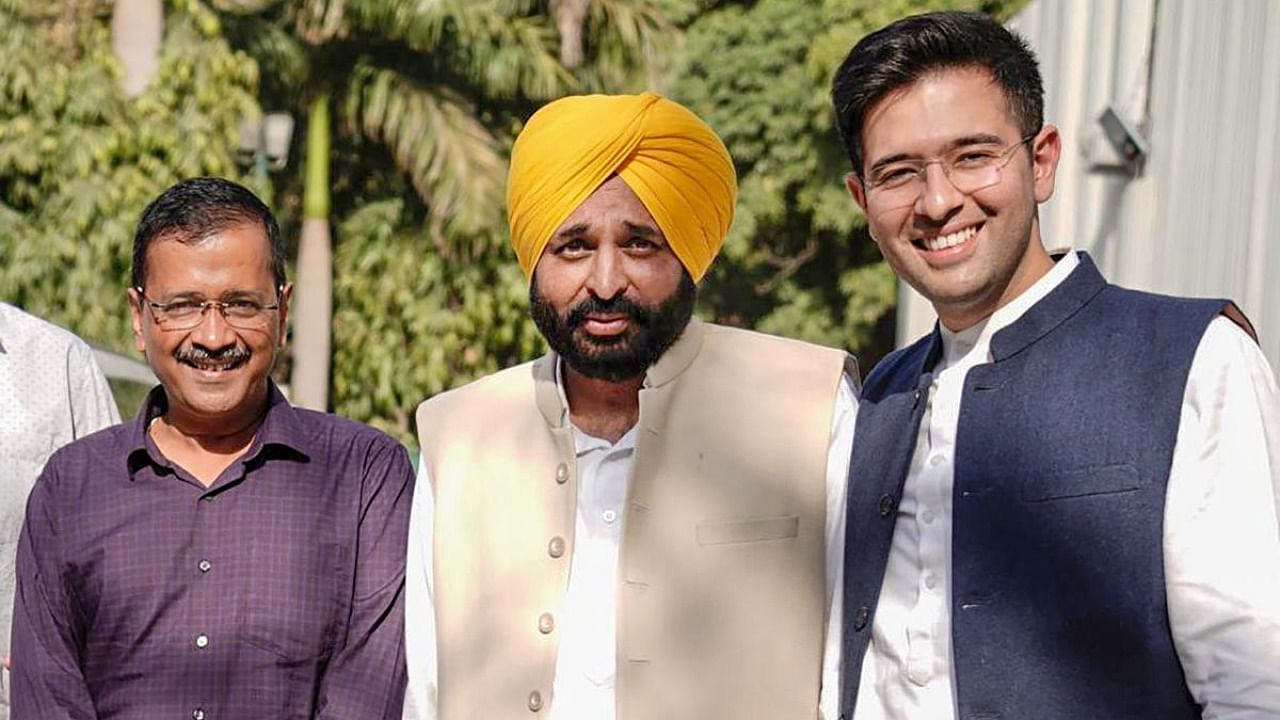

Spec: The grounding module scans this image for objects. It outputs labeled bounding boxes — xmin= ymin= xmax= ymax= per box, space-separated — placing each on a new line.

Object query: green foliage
xmin=331 ymin=200 xmax=543 ymax=438
xmin=0 ymin=0 xmax=260 ymax=351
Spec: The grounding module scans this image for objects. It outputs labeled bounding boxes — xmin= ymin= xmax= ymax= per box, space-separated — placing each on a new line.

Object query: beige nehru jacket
xmin=416 ymin=319 xmax=850 ymax=719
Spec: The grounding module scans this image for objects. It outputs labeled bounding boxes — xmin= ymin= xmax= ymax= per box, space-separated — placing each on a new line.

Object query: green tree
xmin=0 ymin=0 xmax=261 ymax=353
xmin=669 ymin=0 xmax=1024 ymax=370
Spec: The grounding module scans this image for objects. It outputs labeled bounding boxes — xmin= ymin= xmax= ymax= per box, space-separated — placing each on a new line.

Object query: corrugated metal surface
xmin=895 ymin=0 xmax=1280 ymax=369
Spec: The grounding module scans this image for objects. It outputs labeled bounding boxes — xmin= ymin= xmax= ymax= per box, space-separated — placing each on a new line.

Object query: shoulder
xmin=36 ymin=421 xmax=134 ymax=497
xmin=700 ymin=322 xmax=848 ymax=365
xmin=861 ymin=333 xmax=933 ymax=400
xmin=415 ymin=360 xmax=539 ymax=422
xmin=0 ymin=303 xmax=94 ymax=360
xmin=290 ymin=406 xmax=407 ymax=457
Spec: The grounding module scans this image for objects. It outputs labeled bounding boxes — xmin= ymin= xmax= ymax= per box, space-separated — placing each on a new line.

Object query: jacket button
xmin=853 ymin=605 xmax=870 ymax=631
xmin=528 ymin=690 xmax=543 ymax=712
xmin=555 ymin=463 xmax=569 ymax=484
xmin=538 ymin=612 xmax=556 ymax=634
xmin=548 ymin=536 xmax=566 ymax=558
xmin=878 ymin=494 xmax=895 ymax=517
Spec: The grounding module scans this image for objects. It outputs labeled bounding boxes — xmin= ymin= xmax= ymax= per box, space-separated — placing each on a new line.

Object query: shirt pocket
xmin=695 ymin=515 xmax=800 ymax=546
xmin=241 ymin=539 xmax=345 ymax=662
xmin=1021 ymin=462 xmax=1143 ymax=502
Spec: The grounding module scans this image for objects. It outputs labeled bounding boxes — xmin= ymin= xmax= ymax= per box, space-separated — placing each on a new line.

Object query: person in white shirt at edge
xmin=826 ymin=10 xmax=1280 ymax=720
xmin=0 ymin=302 xmax=119 ymax=716
xmin=402 ymin=92 xmax=859 ymax=719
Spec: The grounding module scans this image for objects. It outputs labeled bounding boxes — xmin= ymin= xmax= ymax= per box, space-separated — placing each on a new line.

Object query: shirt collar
xmin=939 ymin=248 xmax=1079 ymax=367
xmin=125 ymin=381 xmax=312 ymax=477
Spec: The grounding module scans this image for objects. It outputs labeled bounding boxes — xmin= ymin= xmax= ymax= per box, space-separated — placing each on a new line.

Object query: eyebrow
xmin=554 ymin=223 xmax=592 ymax=240
xmin=622 ymin=221 xmax=660 ymax=238
xmin=868 ymin=133 xmax=1008 ymax=175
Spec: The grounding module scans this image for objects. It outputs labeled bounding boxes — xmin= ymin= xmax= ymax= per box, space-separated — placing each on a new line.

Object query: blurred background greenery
xmin=0 ymin=0 xmax=1020 ymax=442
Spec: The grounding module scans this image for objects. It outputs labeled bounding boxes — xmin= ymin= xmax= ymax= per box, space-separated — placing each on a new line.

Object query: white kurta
xmin=843 ymin=251 xmax=1280 ymax=719
xmin=404 ymin=362 xmax=858 ymax=719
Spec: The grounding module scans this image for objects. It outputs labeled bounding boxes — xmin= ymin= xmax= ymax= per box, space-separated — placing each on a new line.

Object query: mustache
xmin=565 ymin=294 xmax=650 ymax=329
xmin=174 ymin=345 xmax=251 ymax=366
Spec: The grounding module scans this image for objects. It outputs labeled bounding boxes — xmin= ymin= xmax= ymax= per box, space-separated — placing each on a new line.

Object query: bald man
xmin=402 ymin=93 xmax=859 ymax=720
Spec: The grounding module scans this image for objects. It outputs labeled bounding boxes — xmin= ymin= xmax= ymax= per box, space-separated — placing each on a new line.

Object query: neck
xmin=150 ymin=387 xmax=270 ymax=486
xmin=563 ymin=365 xmax=643 ymax=444
xmin=938 ymin=238 xmax=1055 ymax=332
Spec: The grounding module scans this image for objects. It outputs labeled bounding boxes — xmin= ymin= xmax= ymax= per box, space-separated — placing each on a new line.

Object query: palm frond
xmin=344 ymin=61 xmax=507 ymax=234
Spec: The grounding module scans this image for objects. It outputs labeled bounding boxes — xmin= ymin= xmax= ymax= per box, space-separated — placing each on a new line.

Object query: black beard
xmin=530 ymin=273 xmax=696 ymax=382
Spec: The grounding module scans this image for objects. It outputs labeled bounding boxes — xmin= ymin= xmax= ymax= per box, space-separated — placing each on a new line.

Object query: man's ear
xmin=1031 ymin=124 xmax=1062 ymax=203
xmin=276 ymin=282 xmax=293 ymax=349
xmin=127 ymin=287 xmax=147 ymax=354
xmin=845 ymin=171 xmax=869 ymax=214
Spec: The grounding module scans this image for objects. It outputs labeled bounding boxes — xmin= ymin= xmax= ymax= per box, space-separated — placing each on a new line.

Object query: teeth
xmin=921 ymin=225 xmax=976 ymax=251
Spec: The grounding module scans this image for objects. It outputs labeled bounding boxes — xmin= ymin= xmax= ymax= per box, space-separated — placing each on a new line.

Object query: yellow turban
xmin=507 ymin=92 xmax=737 ymax=282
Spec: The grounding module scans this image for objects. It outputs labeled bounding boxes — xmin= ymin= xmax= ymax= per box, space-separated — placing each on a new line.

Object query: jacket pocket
xmin=1021 ymin=462 xmax=1142 ymax=502
xmin=696 ymin=515 xmax=800 ymax=546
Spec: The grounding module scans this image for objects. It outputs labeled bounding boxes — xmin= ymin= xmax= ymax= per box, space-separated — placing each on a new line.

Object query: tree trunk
xmin=289 ymin=95 xmax=332 ymax=411
xmin=111 ymin=0 xmax=164 ymax=98
xmin=550 ymin=0 xmax=591 ymax=69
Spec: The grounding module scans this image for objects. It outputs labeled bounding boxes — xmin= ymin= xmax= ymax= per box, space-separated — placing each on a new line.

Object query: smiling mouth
xmin=178 ymin=354 xmax=250 ymax=373
xmin=915 ymin=224 xmax=979 ymax=252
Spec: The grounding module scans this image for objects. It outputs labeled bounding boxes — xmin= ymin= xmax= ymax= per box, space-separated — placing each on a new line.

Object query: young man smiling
xmin=829 ymin=11 xmax=1280 ymax=720
xmin=10 ymin=178 xmax=414 ymax=719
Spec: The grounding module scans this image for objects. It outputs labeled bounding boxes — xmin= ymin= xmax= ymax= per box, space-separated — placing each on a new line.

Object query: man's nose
xmin=916 ymin=163 xmax=965 ymax=222
xmin=192 ymin=304 xmax=237 ymax=347
xmin=584 ymin=245 xmax=627 ymax=300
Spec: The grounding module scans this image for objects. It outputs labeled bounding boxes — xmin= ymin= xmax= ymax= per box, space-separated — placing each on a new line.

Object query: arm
xmin=9 ymin=467 xmax=97 ymax=719
xmin=1165 ymin=317 xmax=1280 ymax=718
xmin=401 ymin=458 xmax=438 ymax=720
xmin=65 ymin=341 xmax=119 ymax=439
xmin=315 ymin=439 xmax=416 ymax=720
xmin=819 ymin=372 xmax=858 ymax=720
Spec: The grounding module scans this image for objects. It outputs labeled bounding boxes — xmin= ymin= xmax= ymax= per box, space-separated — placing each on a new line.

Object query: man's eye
xmin=224 ymin=301 xmax=262 ymax=317
xmin=874 ymin=167 xmax=919 ymax=188
xmin=556 ymin=239 xmax=589 ymax=254
xmin=624 ymin=236 xmax=657 ymax=250
xmin=165 ymin=302 xmax=202 ymax=315
xmin=952 ymin=150 xmax=999 ymax=168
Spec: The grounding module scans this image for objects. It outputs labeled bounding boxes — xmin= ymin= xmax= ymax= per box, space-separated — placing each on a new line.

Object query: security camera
xmin=1096 ymin=105 xmax=1149 ymax=175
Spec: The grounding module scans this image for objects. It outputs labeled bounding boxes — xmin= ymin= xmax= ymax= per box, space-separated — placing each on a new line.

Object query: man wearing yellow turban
xmin=405 ymin=93 xmax=859 ymax=720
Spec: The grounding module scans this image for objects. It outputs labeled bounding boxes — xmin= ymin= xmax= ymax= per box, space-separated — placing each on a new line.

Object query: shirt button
xmin=528 ymin=690 xmax=544 ymax=712
xmin=538 ymin=612 xmax=555 ymax=634
xmin=602 ymin=509 xmax=617 ymax=524
xmin=853 ymin=605 xmax=870 ymax=631
xmin=547 ymin=536 xmax=566 ymax=559
xmin=929 ymin=454 xmax=945 ymax=467
xmin=198 ymin=559 xmax=212 ymax=573
xmin=878 ymin=494 xmax=896 ymax=517
xmin=925 ymin=575 xmax=938 ymax=590
xmin=554 ymin=463 xmax=569 ymax=485
xmin=192 ymin=710 xmax=206 ymax=720
xmin=194 ymin=634 xmax=209 ymax=649
xmin=922 ymin=510 xmax=936 ymax=524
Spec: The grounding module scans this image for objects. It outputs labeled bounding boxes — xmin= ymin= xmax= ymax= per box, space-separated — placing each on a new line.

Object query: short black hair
xmin=831 ymin=11 xmax=1044 ymax=176
xmin=131 ymin=177 xmax=285 ymax=289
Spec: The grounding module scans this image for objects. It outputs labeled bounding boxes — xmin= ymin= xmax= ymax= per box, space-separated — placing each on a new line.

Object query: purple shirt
xmin=9 ymin=385 xmax=414 ymax=719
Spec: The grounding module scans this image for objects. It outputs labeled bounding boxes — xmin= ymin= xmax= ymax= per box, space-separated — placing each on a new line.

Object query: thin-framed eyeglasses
xmin=864 ymin=133 xmax=1039 ymax=211
xmin=135 ymin=287 xmax=283 ymax=330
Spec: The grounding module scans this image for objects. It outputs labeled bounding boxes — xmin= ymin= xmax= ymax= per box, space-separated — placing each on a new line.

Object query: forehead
xmin=861 ymin=67 xmax=1020 ymax=160
xmin=143 ymin=222 xmax=275 ymax=292
xmin=553 ymin=175 xmax=663 ymax=236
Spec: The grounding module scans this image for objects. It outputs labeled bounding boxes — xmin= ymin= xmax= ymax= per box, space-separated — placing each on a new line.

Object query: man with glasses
xmin=829 ymin=11 xmax=1280 ymax=720
xmin=9 ymin=177 xmax=414 ymax=719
